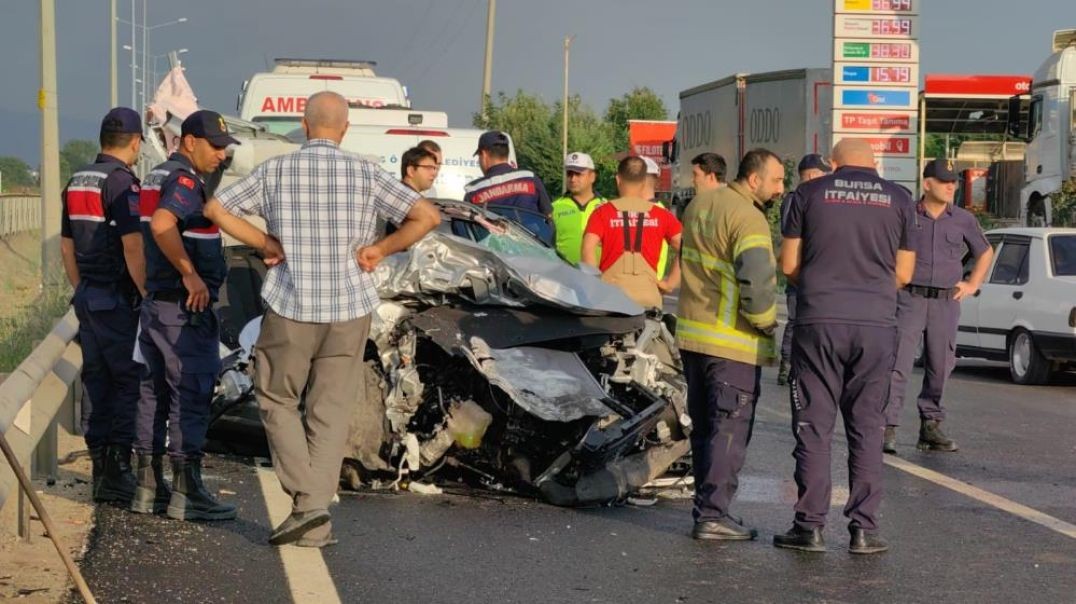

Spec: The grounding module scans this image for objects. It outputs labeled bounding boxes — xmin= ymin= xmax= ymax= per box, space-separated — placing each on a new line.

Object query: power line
xmin=412 ymin=0 xmax=483 ymax=84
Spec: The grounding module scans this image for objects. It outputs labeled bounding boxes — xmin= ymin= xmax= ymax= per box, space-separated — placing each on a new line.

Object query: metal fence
xmin=0 ymin=310 xmax=80 ymax=537
xmin=0 ymin=196 xmax=41 ymax=238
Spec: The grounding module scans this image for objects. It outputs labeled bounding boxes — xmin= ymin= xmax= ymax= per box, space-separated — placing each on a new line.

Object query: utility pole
xmin=110 ymin=0 xmax=117 ymax=106
xmin=129 ymin=0 xmax=136 ymax=108
xmin=562 ymin=35 xmax=574 ymax=191
xmin=480 ymin=0 xmax=496 ymax=123
xmin=40 ymin=0 xmax=62 ymax=287
xmin=141 ymin=0 xmax=147 ymax=111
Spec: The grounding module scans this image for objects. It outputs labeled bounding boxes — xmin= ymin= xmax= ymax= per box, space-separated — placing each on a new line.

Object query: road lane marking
xmin=255 ymin=461 xmax=343 ymax=604
xmin=756 ymin=404 xmax=1076 ymax=541
xmin=881 ymin=455 xmax=1076 ymax=540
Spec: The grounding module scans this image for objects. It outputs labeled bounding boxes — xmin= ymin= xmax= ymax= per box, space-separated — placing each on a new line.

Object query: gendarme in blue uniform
xmin=781 ymin=164 xmax=916 ymax=535
xmin=61 ymin=151 xmax=142 ymax=453
xmin=135 ymin=150 xmax=226 ymax=462
xmin=464 ymin=162 xmax=553 ymax=244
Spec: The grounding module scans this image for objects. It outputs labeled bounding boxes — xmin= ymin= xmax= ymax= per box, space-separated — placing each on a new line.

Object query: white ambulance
xmin=237 ymin=58 xmax=410 ymax=135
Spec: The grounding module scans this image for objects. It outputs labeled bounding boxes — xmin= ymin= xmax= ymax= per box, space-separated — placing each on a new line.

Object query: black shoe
xmin=167 ymin=458 xmax=238 ymax=521
xmin=849 ymin=527 xmax=889 ymax=555
xmin=131 ymin=454 xmax=172 ymax=514
xmin=917 ymin=420 xmax=958 ymax=452
xmin=97 ymin=445 xmax=137 ymax=504
xmin=270 ymin=510 xmax=331 ymax=546
xmin=773 ymin=525 xmax=826 ymax=553
xmin=89 ymin=447 xmax=107 ymax=502
xmin=692 ymin=517 xmax=758 ymax=541
xmin=883 ymin=427 xmax=898 ymax=455
xmin=777 ymin=360 xmax=791 ymax=386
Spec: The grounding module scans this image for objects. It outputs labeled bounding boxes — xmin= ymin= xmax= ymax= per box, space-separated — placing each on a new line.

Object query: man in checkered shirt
xmin=205 ymin=91 xmax=440 ymax=547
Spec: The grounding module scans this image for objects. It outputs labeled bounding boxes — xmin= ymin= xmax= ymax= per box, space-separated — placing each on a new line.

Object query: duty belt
xmin=906 ymin=285 xmax=955 ymax=299
xmin=149 ymin=289 xmax=186 ymax=303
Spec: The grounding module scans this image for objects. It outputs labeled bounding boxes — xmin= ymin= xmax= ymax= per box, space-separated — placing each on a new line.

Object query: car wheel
xmin=1008 ymin=329 xmax=1051 ymax=385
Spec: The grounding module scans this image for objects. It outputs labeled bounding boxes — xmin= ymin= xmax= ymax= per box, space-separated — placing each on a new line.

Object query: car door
xmin=975 ymin=235 xmax=1031 ymax=353
xmin=955 ymin=235 xmax=1000 ymax=350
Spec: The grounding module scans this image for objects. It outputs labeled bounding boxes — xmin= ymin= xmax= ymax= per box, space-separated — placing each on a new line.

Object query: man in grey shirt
xmin=206 ymin=91 xmax=440 ymax=547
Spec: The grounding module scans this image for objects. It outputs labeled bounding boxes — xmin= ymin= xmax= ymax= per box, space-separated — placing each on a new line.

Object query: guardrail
xmin=0 ymin=309 xmax=81 ymax=537
xmin=0 ymin=195 xmax=41 ymax=238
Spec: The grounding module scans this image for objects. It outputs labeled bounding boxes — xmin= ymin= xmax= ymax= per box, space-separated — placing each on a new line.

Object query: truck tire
xmin=1008 ymin=328 xmax=1051 ymax=385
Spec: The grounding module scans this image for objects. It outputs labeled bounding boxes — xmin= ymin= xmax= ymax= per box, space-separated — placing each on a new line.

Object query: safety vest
xmin=655 ymin=200 xmax=670 ymax=278
xmin=600 ymin=197 xmax=663 ymax=309
xmin=551 ymin=194 xmax=604 ymax=264
xmin=62 ymin=159 xmax=135 ymax=285
xmin=676 ymin=183 xmax=776 ymax=366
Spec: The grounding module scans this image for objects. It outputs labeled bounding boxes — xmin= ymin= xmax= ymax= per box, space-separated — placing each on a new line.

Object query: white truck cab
xmin=238 ymin=58 xmax=410 ymax=135
xmin=1012 ymin=30 xmax=1076 ymax=226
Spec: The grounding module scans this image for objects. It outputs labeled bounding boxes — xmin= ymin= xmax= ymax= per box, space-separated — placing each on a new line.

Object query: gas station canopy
xmin=921 ymin=74 xmax=1032 ymax=135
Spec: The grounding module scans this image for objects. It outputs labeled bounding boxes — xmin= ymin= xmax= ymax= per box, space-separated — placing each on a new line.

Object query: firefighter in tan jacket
xmin=677 ymin=149 xmax=783 ymax=541
xmin=581 ymin=156 xmax=682 ymax=309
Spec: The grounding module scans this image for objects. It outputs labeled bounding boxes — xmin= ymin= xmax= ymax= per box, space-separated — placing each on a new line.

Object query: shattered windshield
xmin=442 ymin=205 xmax=560 ymax=262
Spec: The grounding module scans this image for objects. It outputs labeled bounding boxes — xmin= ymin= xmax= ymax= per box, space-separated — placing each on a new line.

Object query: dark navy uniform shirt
xmin=909 ymin=202 xmax=991 ymax=288
xmin=60 ymin=153 xmax=141 ymax=286
xmin=779 ymin=190 xmax=797 ymax=295
xmin=139 ymin=153 xmax=226 ymax=300
xmin=463 ymin=162 xmax=552 ymax=215
xmin=782 ymin=166 xmax=917 ymax=328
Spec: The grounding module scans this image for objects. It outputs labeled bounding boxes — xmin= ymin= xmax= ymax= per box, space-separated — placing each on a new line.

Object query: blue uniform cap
xmin=474 ymin=130 xmax=510 ymax=155
xmin=100 ymin=107 xmax=144 ymax=139
xmin=797 ymin=153 xmax=831 ymax=174
xmin=922 ymin=158 xmax=959 ymax=183
xmin=181 ymin=110 xmax=241 ymax=148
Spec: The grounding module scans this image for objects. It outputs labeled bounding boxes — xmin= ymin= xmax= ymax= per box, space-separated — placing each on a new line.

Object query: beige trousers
xmin=254 ymin=309 xmax=371 ymax=513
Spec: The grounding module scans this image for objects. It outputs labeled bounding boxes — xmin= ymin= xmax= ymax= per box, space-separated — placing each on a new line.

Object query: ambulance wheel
xmin=1008 ymin=329 xmax=1050 ymax=385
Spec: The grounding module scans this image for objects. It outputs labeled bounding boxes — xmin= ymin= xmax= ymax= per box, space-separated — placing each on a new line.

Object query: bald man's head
xmin=831 ymin=138 xmax=876 ymax=169
xmin=302 ymin=91 xmax=349 ymax=143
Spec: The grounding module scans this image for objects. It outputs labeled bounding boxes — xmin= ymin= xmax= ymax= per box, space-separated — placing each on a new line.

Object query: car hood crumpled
xmin=372 ymin=230 xmax=644 ymax=317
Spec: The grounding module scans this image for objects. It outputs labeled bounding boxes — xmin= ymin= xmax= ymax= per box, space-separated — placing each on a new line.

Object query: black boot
xmin=777 ymin=359 xmax=791 ymax=386
xmin=167 ymin=458 xmax=237 ymax=521
xmin=131 ymin=454 xmax=172 ymax=514
xmin=773 ymin=525 xmax=826 ymax=553
xmin=89 ymin=447 xmax=107 ymax=502
xmin=849 ymin=526 xmax=889 ymax=555
xmin=97 ymin=445 xmax=137 ymax=503
xmin=917 ymin=419 xmax=958 ymax=452
xmin=883 ymin=427 xmax=898 ymax=455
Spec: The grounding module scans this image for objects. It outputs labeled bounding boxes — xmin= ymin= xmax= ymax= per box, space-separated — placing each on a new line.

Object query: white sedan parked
xmin=954 ymin=228 xmax=1076 ymax=384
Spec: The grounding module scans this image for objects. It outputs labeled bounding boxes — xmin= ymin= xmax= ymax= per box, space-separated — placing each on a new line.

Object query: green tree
xmin=475 ymin=91 xmax=618 ymax=196
xmin=604 ymin=87 xmax=669 ymax=151
xmin=59 ymin=138 xmax=98 ymax=183
xmin=0 ymin=156 xmax=36 ymax=193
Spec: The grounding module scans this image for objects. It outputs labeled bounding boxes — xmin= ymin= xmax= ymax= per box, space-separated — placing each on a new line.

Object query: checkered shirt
xmin=215 ymin=139 xmax=419 ymax=323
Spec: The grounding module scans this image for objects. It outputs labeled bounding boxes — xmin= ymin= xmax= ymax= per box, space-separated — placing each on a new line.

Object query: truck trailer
xmin=666 ymin=68 xmax=832 ymax=214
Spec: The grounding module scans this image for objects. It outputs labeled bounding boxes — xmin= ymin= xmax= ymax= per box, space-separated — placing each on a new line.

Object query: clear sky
xmin=0 ymin=0 xmax=1070 ymax=163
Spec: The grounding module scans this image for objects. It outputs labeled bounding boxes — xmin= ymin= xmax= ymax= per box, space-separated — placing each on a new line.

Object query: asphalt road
xmin=72 ymin=352 xmax=1076 ymax=604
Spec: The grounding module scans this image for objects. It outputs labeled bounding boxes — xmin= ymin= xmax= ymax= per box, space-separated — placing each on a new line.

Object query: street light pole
xmin=141 ymin=0 xmax=147 ymax=110
xmin=110 ymin=0 xmax=117 ymax=106
xmin=562 ymin=35 xmax=574 ymax=191
xmin=480 ymin=0 xmax=496 ymax=122
xmin=129 ymin=0 xmax=136 ymax=108
xmin=40 ymin=0 xmax=62 ymax=287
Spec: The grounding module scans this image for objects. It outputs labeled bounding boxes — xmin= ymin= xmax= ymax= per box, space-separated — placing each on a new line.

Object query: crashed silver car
xmin=209 ymin=199 xmax=690 ymax=506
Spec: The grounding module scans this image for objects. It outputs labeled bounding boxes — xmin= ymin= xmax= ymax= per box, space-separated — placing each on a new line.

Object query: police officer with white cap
xmin=551 ymin=152 xmax=606 ymax=264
